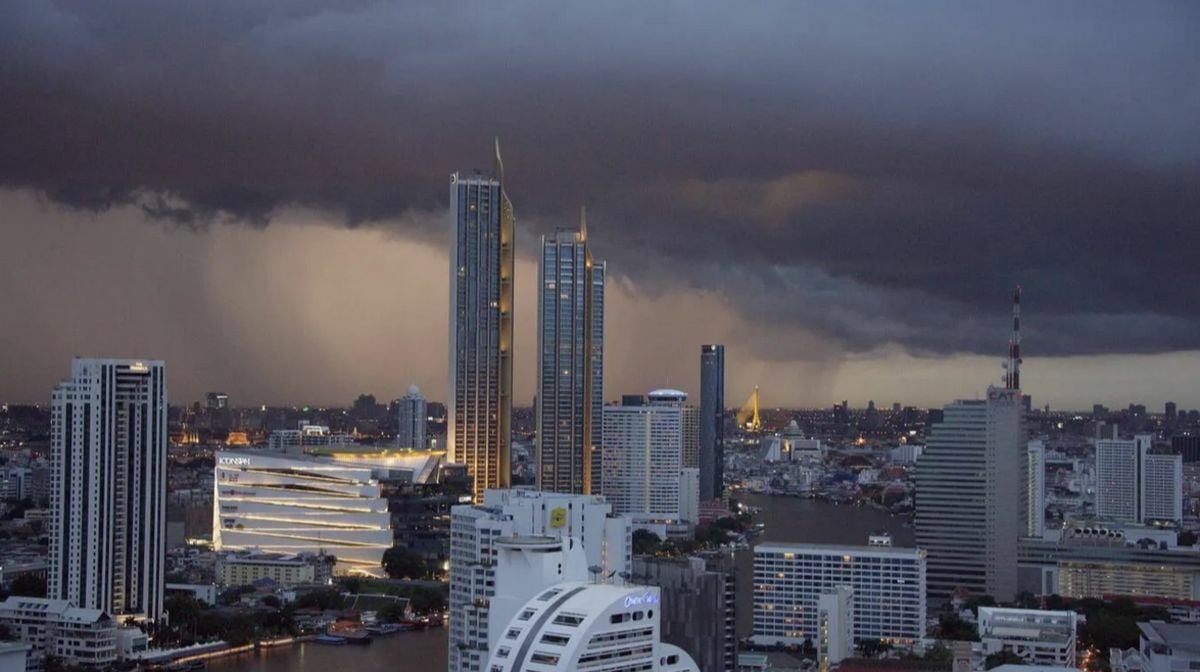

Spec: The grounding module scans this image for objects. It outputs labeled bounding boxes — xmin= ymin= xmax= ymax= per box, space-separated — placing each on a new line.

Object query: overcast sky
xmin=2 ymin=2 xmax=1198 ymax=410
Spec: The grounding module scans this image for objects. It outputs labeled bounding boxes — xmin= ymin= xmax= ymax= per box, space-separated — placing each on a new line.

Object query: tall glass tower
xmin=700 ymin=344 xmax=725 ymax=501
xmin=536 ymin=208 xmax=605 ymax=494
xmin=448 ymin=140 xmax=514 ymax=502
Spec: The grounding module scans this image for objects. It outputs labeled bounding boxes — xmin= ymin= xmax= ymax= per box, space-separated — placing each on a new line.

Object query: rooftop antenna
xmin=1005 ymin=285 xmax=1022 ymax=390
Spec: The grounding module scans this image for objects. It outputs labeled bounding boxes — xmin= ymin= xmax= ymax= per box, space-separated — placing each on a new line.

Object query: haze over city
xmin=2 ymin=2 xmax=1198 ymax=409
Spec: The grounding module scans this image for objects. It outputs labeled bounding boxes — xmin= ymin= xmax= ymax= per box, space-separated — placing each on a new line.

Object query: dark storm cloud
xmin=2 ymin=1 xmax=1198 ymax=357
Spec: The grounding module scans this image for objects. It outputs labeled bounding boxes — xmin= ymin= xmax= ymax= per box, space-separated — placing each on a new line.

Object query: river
xmin=207 ymin=495 xmax=911 ymax=672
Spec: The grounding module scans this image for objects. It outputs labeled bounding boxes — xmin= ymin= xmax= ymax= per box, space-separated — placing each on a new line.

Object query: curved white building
xmin=213 ymin=451 xmax=392 ymax=577
xmin=486 ymin=581 xmax=698 ymax=672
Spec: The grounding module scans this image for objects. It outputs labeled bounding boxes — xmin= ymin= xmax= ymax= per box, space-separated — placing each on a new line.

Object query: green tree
xmin=937 ymin=613 xmax=979 ymax=641
xmin=860 ymin=638 xmax=893 ymax=658
xmin=632 ymin=529 xmax=662 ymax=556
xmin=1178 ymin=530 xmax=1197 ymax=546
xmin=9 ymin=573 xmax=46 ymax=597
xmin=985 ymin=650 xmax=1026 ymax=669
xmin=408 ymin=586 xmax=447 ymax=614
xmin=341 ymin=577 xmax=363 ymax=594
xmin=924 ymin=643 xmax=954 ymax=664
xmin=382 ymin=547 xmax=429 ymax=580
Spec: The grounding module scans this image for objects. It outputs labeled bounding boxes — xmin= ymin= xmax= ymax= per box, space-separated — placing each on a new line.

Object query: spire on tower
xmin=1006 ymin=285 xmax=1022 ymax=390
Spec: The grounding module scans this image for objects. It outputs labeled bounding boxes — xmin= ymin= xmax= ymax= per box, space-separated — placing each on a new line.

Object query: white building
xmin=1096 ymin=436 xmax=1183 ymax=526
xmin=914 ymin=387 xmax=1023 ymax=601
xmin=48 ymin=358 xmax=167 ymax=623
xmin=753 ymin=541 xmax=926 ymax=648
xmin=977 ymin=607 xmax=1078 ymax=668
xmin=602 ymin=391 xmax=699 ymax=521
xmin=267 ymin=423 xmax=355 ymax=454
xmin=817 ymin=586 xmax=853 ymax=672
xmin=0 ymin=641 xmax=31 ymax=672
xmin=485 ymin=581 xmax=698 ymax=672
xmin=448 ymin=489 xmax=632 ymax=672
xmin=0 ymin=596 xmax=117 ymax=669
xmin=1111 ymin=622 xmax=1200 ymax=672
xmin=212 ymin=451 xmax=391 ymax=577
xmin=890 ymin=444 xmax=924 ymax=466
xmin=1027 ymin=440 xmax=1046 ymax=538
xmin=397 ymin=385 xmax=428 ymax=450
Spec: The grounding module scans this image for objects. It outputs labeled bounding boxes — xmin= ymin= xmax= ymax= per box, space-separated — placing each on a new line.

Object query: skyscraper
xmin=602 ymin=389 xmax=699 ymax=521
xmin=1096 ymin=435 xmax=1183 ymax=526
xmin=48 ymin=358 xmax=167 ymax=623
xmin=536 ymin=209 xmax=605 ymax=494
xmin=914 ymin=387 xmax=1023 ymax=601
xmin=397 ymin=385 xmax=427 ymax=450
xmin=700 ymin=345 xmax=725 ymax=502
xmin=448 ymin=140 xmax=514 ymax=502
xmin=1026 ymin=439 xmax=1046 ymax=538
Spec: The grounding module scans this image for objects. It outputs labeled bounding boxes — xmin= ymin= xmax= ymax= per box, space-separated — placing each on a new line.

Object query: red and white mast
xmin=1006 ymin=285 xmax=1022 ymax=390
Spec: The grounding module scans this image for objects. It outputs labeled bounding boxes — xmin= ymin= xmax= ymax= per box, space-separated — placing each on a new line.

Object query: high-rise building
xmin=752 ymin=540 xmax=926 ymax=647
xmin=205 ymin=392 xmax=229 ymax=410
xmin=817 ymin=586 xmax=853 ymax=672
xmin=632 ymin=553 xmax=737 ymax=672
xmin=1096 ymin=435 xmax=1183 ymax=525
xmin=1166 ymin=402 xmax=1178 ymax=427
xmin=1026 ymin=439 xmax=1046 ymax=538
xmin=49 ymin=358 xmax=167 ymax=623
xmin=914 ymin=386 xmax=1023 ymax=601
xmin=448 ymin=140 xmax=514 ymax=502
xmin=536 ymin=211 xmax=605 ymax=495
xmin=1173 ymin=436 xmax=1200 ymax=463
xmin=700 ymin=345 xmax=725 ymax=502
xmin=602 ymin=390 xmax=699 ymax=521
xmin=397 ymin=385 xmax=427 ymax=450
xmin=447 ymin=489 xmax=631 ymax=672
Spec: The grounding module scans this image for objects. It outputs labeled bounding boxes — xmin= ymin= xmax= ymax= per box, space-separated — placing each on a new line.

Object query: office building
xmin=0 ymin=467 xmax=30 ymax=502
xmin=397 ymin=385 xmax=428 ymax=450
xmin=700 ymin=344 xmax=725 ymax=502
xmin=977 ymin=607 xmax=1078 ymax=668
xmin=1112 ymin=622 xmax=1200 ymax=672
xmin=48 ymin=358 xmax=167 ymax=623
xmin=267 ymin=423 xmax=354 ymax=454
xmin=536 ymin=212 xmax=605 ymax=495
xmin=1173 ymin=436 xmax=1200 ymax=463
xmin=213 ymin=451 xmax=392 ymax=577
xmin=1017 ymin=529 xmax=1200 ymax=599
xmin=602 ymin=390 xmax=699 ymax=521
xmin=448 ymin=141 xmax=515 ymax=502
xmin=752 ymin=541 xmax=926 ymax=647
xmin=632 ymin=553 xmax=737 ymax=672
xmin=0 ymin=596 xmax=117 ymax=669
xmin=205 ymin=392 xmax=229 ymax=410
xmin=817 ymin=586 xmax=853 ymax=672
xmin=216 ymin=551 xmax=334 ymax=588
xmin=1026 ymin=439 xmax=1046 ymax=538
xmin=485 ymin=582 xmax=699 ymax=672
xmin=1096 ymin=436 xmax=1183 ymax=525
xmin=914 ymin=386 xmax=1023 ymax=601
xmin=448 ymin=489 xmax=631 ymax=672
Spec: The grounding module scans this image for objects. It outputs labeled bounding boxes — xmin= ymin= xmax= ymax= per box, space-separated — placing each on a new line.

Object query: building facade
xmin=752 ymin=541 xmax=927 ymax=648
xmin=1026 ymin=439 xmax=1046 ymax=538
xmin=977 ymin=607 xmax=1078 ymax=668
xmin=699 ymin=345 xmax=726 ymax=502
xmin=448 ymin=142 xmax=515 ymax=502
xmin=216 ymin=551 xmax=334 ymax=588
xmin=817 ymin=586 xmax=853 ymax=672
xmin=485 ymin=582 xmax=699 ymax=672
xmin=448 ymin=489 xmax=631 ymax=672
xmin=1096 ymin=436 xmax=1183 ymax=526
xmin=602 ymin=391 xmax=699 ymax=521
xmin=0 ymin=596 xmax=117 ymax=670
xmin=914 ymin=387 xmax=1023 ymax=601
xmin=398 ymin=385 xmax=428 ymax=450
xmin=536 ymin=215 xmax=605 ymax=495
xmin=212 ymin=451 xmax=392 ymax=577
xmin=48 ymin=358 xmax=167 ymax=623
xmin=632 ymin=553 xmax=737 ymax=672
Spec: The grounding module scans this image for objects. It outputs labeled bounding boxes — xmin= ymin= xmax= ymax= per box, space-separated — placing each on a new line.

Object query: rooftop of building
xmin=755 ymin=540 xmax=925 ymax=557
xmin=1139 ymin=621 xmax=1200 ymax=654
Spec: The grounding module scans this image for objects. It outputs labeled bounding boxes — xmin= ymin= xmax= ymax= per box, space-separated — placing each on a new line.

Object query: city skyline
xmin=2 ymin=4 xmax=1199 ymax=410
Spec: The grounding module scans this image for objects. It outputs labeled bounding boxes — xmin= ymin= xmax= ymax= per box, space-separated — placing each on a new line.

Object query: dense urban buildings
xmin=752 ymin=538 xmax=927 ymax=647
xmin=632 ymin=553 xmax=737 ymax=672
xmin=536 ymin=213 xmax=605 ymax=495
xmin=915 ymin=386 xmax=1023 ymax=601
xmin=212 ymin=451 xmax=392 ymax=577
xmin=602 ymin=389 xmax=700 ymax=521
xmin=1096 ymin=436 xmax=1184 ymax=525
xmin=397 ymin=384 xmax=427 ymax=450
xmin=700 ymin=344 xmax=725 ymax=502
xmin=447 ymin=489 xmax=631 ymax=672
xmin=448 ymin=141 xmax=514 ymax=502
xmin=48 ymin=358 xmax=168 ymax=623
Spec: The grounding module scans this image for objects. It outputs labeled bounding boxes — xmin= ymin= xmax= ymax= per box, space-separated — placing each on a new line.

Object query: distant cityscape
xmin=1 ymin=143 xmax=1198 ymax=672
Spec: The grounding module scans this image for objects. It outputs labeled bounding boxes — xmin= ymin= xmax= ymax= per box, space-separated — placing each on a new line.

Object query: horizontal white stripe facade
xmin=213 ymin=451 xmax=391 ymax=577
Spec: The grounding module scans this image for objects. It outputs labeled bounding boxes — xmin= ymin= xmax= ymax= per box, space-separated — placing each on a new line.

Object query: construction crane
xmin=736 ymin=386 xmax=762 ymax=431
